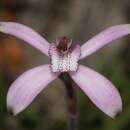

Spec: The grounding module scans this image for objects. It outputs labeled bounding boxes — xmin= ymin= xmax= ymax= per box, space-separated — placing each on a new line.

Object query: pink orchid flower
xmin=0 ymin=22 xmax=130 ymax=118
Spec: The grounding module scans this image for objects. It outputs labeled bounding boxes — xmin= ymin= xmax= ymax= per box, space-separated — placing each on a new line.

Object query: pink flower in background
xmin=0 ymin=22 xmax=130 ymax=118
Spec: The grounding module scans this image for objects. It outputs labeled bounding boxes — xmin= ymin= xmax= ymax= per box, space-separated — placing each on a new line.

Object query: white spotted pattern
xmin=49 ymin=43 xmax=81 ymax=72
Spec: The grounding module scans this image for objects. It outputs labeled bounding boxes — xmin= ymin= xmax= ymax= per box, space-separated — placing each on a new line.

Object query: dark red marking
xmin=57 ymin=36 xmax=72 ymax=52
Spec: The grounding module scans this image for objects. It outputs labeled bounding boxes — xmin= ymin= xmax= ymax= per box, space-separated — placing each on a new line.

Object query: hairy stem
xmin=60 ymin=73 xmax=78 ymax=130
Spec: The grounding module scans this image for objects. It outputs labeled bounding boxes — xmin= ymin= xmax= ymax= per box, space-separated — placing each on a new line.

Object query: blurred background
xmin=0 ymin=0 xmax=130 ymax=130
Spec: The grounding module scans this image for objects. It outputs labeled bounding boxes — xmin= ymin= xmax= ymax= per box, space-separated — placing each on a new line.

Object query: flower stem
xmin=60 ymin=73 xmax=78 ymax=130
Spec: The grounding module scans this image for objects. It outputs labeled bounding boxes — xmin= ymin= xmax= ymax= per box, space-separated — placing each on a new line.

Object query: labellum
xmin=49 ymin=36 xmax=80 ymax=72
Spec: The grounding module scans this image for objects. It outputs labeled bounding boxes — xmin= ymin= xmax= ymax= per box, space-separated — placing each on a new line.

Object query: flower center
xmin=49 ymin=37 xmax=81 ymax=72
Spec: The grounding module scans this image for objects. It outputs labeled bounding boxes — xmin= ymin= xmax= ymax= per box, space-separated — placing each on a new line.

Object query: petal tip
xmin=7 ymin=106 xmax=17 ymax=116
xmin=111 ymin=108 xmax=122 ymax=119
xmin=0 ymin=22 xmax=9 ymax=33
xmin=0 ymin=22 xmax=5 ymax=32
xmin=108 ymin=94 xmax=122 ymax=119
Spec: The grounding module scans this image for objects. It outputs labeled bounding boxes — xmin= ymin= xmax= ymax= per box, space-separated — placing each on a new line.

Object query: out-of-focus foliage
xmin=0 ymin=0 xmax=130 ymax=130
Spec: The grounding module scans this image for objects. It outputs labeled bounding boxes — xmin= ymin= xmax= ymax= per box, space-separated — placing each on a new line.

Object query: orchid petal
xmin=80 ymin=24 xmax=130 ymax=59
xmin=69 ymin=65 xmax=122 ymax=118
xmin=0 ymin=22 xmax=50 ymax=56
xmin=7 ymin=65 xmax=59 ymax=115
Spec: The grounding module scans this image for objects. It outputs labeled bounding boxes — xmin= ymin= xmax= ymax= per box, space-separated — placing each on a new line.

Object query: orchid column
xmin=0 ymin=22 xmax=130 ymax=129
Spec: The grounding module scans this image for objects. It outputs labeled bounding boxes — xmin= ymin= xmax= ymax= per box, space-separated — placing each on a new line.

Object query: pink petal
xmin=0 ymin=22 xmax=50 ymax=56
xmin=71 ymin=44 xmax=81 ymax=57
xmin=7 ymin=65 xmax=59 ymax=115
xmin=69 ymin=65 xmax=122 ymax=118
xmin=80 ymin=24 xmax=130 ymax=59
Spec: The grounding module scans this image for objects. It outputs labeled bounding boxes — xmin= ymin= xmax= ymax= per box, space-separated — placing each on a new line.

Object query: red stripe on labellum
xmin=56 ymin=36 xmax=72 ymax=53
